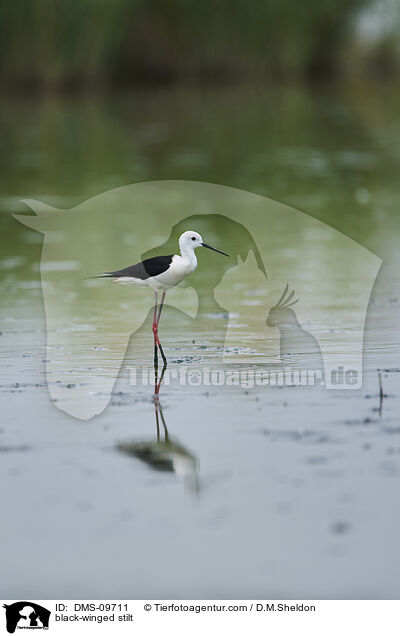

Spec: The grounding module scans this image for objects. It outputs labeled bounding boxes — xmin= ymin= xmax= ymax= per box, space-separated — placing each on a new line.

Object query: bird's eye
xmin=191 ymin=236 xmax=196 ymax=241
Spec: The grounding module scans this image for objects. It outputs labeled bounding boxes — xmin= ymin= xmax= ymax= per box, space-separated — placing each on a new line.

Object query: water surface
xmin=1 ymin=82 xmax=400 ymax=598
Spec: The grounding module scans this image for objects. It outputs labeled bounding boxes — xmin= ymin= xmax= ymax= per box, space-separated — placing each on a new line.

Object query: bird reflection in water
xmin=117 ymin=359 xmax=200 ymax=493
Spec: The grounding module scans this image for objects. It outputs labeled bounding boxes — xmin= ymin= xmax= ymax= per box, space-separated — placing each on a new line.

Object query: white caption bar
xmin=1 ymin=599 xmax=398 ymax=635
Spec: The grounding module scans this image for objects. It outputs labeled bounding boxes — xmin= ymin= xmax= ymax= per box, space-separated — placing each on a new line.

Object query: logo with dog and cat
xmin=14 ymin=180 xmax=381 ymax=419
xmin=2 ymin=602 xmax=51 ymax=633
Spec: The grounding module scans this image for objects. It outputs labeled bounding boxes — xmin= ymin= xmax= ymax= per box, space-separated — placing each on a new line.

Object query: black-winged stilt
xmin=96 ymin=231 xmax=229 ymax=371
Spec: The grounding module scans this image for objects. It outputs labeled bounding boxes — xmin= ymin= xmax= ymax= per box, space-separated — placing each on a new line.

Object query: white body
xmin=147 ymin=253 xmax=197 ymax=289
xmin=114 ymin=231 xmax=201 ymax=290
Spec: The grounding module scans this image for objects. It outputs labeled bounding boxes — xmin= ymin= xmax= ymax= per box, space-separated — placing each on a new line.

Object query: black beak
xmin=201 ymin=242 xmax=229 ymax=257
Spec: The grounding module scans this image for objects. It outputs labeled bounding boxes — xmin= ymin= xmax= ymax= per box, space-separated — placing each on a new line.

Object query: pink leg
xmin=153 ymin=291 xmax=159 ymax=382
xmin=156 ymin=290 xmax=166 ymax=327
xmin=153 ymin=290 xmax=167 ymax=367
xmin=152 ymin=290 xmax=158 ymax=340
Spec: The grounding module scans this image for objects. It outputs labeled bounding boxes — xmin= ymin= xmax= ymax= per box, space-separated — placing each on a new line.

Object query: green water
xmin=2 ymin=82 xmax=400 ymax=293
xmin=2 ymin=81 xmax=399 ymax=378
xmin=1 ymin=81 xmax=399 ymax=230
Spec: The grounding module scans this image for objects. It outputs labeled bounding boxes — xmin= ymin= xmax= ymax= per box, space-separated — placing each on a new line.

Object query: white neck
xmin=179 ymin=241 xmax=197 ymax=263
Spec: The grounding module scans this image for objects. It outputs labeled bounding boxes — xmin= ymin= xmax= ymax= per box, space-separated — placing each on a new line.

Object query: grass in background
xmin=1 ymin=0 xmax=398 ymax=90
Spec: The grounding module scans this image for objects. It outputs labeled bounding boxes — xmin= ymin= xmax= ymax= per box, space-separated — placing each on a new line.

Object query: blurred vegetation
xmin=1 ymin=0 xmax=399 ymax=90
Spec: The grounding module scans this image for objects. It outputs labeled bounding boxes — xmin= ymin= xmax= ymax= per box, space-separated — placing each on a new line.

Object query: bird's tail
xmin=85 ymin=273 xmax=115 ymax=280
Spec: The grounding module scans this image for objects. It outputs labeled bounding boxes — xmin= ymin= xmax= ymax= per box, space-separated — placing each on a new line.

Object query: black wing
xmin=97 ymin=255 xmax=174 ymax=279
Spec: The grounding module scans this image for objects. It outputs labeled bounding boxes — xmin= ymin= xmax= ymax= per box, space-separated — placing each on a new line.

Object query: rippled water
xmin=1 ymin=82 xmax=400 ymax=598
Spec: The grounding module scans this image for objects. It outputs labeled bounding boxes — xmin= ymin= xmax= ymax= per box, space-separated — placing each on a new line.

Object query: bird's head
xmin=179 ymin=230 xmax=229 ymax=256
xmin=266 ymin=284 xmax=299 ymax=327
xmin=267 ymin=306 xmax=298 ymax=328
